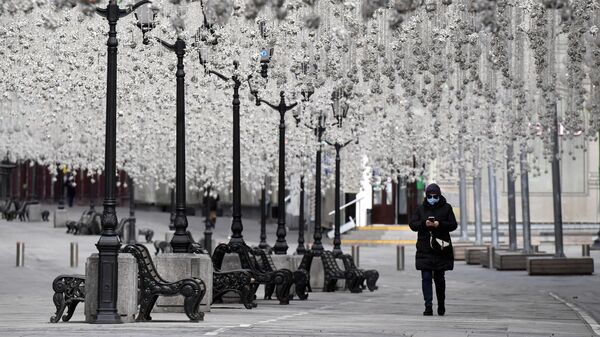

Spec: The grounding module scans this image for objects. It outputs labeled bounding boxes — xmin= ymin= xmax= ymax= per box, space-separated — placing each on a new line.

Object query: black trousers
xmin=421 ymin=270 xmax=445 ymax=307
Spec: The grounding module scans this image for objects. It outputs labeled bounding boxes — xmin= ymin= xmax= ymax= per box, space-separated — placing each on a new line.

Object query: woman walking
xmin=409 ymin=183 xmax=458 ymax=316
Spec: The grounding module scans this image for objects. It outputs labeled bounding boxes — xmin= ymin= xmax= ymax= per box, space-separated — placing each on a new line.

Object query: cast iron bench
xmin=6 ymin=201 xmax=33 ymax=221
xmin=66 ymin=210 xmax=101 ymax=235
xmin=212 ymin=243 xmax=293 ymax=305
xmin=337 ymin=254 xmax=379 ymax=291
xmin=252 ymin=248 xmax=309 ymax=300
xmin=211 ymin=267 xmax=257 ymax=309
xmin=50 ymin=274 xmax=85 ymax=323
xmin=122 ymin=243 xmax=206 ymax=321
xmin=15 ymin=201 xmax=29 ymax=221
xmin=299 ymin=250 xmax=362 ymax=293
xmin=1 ymin=200 xmax=15 ymax=220
xmin=192 ymin=239 xmax=257 ymax=309
xmin=197 ymin=243 xmax=255 ymax=309
xmin=0 ymin=199 xmax=10 ymax=216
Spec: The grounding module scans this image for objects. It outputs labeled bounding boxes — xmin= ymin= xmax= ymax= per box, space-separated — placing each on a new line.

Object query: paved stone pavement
xmin=0 ymin=205 xmax=599 ymax=336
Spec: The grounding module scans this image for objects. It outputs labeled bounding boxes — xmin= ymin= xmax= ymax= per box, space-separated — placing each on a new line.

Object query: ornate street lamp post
xmin=57 ymin=166 xmax=66 ymax=209
xmin=163 ymin=37 xmax=193 ymax=252
xmin=203 ymin=201 xmax=213 ymax=254
xmin=249 ymin=90 xmax=300 ymax=255
xmin=198 ymin=57 xmax=245 ymax=245
xmin=202 ymin=185 xmax=213 ymax=255
xmin=135 ymin=4 xmax=194 ymax=252
xmin=259 ymin=181 xmax=272 ymax=251
xmin=325 ymin=139 xmax=353 ymax=256
xmin=192 ymin=0 xmax=250 ymax=248
xmin=31 ymin=162 xmax=38 ymax=202
xmin=295 ymin=175 xmax=306 ymax=255
xmin=89 ymin=175 xmax=96 ymax=212
xmin=323 ymin=90 xmax=352 ymax=256
xmin=94 ymin=0 xmax=150 ymax=324
xmin=127 ymin=176 xmax=136 ymax=244
xmin=194 ymin=0 xmax=261 ymax=247
xmin=305 ymin=114 xmax=327 ymax=255
xmin=248 ymin=18 xmax=314 ymax=254
xmin=169 ymin=185 xmax=175 ymax=230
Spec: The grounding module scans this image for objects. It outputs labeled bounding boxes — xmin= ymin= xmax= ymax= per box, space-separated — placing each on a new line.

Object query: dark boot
xmin=423 ymin=305 xmax=433 ymax=316
xmin=437 ymin=303 xmax=445 ymax=316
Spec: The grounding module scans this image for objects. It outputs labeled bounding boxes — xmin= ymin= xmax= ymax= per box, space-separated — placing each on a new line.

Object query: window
xmin=373 ymin=189 xmax=382 ymax=205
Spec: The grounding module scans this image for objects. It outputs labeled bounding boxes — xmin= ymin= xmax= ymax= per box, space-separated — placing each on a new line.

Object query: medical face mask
xmin=426 ymin=194 xmax=439 ymax=205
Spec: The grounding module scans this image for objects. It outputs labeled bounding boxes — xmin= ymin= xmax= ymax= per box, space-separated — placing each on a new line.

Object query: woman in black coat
xmin=409 ymin=183 xmax=458 ymax=316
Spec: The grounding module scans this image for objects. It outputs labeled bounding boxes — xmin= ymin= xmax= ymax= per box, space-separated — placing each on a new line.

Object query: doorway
xmin=371 ymin=177 xmax=396 ymax=225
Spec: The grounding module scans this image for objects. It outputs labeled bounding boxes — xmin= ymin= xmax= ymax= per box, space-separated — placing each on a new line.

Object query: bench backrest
xmin=238 ymin=245 xmax=265 ymax=272
xmin=321 ymin=251 xmax=343 ymax=273
xmin=211 ymin=242 xmax=264 ymax=273
xmin=1 ymin=200 xmax=15 ymax=213
xmin=211 ymin=243 xmax=228 ymax=271
xmin=16 ymin=201 xmax=27 ymax=212
xmin=122 ymin=243 xmax=166 ymax=284
xmin=339 ymin=254 xmax=357 ymax=270
xmin=79 ymin=210 xmax=92 ymax=223
xmin=0 ymin=200 xmax=9 ymax=211
xmin=252 ymin=248 xmax=276 ymax=272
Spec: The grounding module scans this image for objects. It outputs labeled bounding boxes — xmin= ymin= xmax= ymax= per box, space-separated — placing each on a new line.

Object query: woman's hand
xmin=426 ymin=220 xmax=439 ymax=229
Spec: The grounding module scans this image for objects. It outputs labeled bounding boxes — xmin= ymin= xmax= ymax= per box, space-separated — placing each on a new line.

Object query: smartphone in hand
xmin=427 ymin=216 xmax=435 ymax=222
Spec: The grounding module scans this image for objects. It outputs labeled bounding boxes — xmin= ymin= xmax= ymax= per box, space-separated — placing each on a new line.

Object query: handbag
xmin=429 ymin=232 xmax=451 ymax=252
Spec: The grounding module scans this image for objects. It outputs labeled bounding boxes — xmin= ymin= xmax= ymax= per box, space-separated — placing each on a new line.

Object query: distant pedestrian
xmin=65 ymin=173 xmax=77 ymax=208
xmin=205 ymin=193 xmax=219 ymax=228
xmin=409 ymin=183 xmax=458 ymax=316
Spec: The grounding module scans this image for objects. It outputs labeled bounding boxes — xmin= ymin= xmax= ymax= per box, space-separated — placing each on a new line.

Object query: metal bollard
xmin=396 ymin=245 xmax=405 ymax=271
xmin=351 ymin=245 xmax=360 ymax=267
xmin=16 ymin=242 xmax=25 ymax=267
xmin=582 ymin=244 xmax=591 ymax=257
xmin=70 ymin=242 xmax=79 ymax=268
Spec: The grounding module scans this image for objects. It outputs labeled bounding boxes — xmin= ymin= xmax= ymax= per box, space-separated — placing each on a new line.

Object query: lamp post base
xmin=273 ymin=240 xmax=289 ymax=255
xmin=258 ymin=242 xmax=272 ymax=254
xmin=85 ymin=253 xmax=137 ymax=324
xmin=170 ymin=231 xmax=194 ymax=253
xmin=310 ymin=244 xmax=324 ymax=256
xmin=332 ymin=247 xmax=343 ymax=257
xmin=93 ymin=312 xmax=122 ymax=324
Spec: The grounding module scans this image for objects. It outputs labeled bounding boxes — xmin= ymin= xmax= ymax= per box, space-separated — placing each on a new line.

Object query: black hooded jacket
xmin=409 ymin=195 xmax=458 ymax=271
